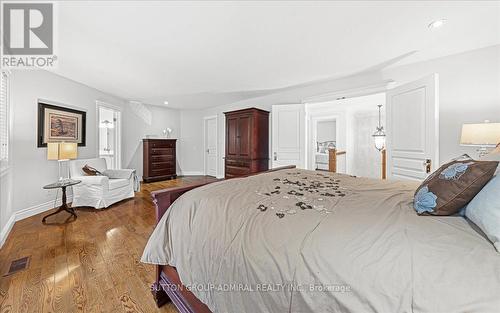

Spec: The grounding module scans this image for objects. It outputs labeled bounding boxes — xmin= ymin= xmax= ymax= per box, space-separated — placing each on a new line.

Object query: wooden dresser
xmin=143 ymin=139 xmax=177 ymax=182
xmin=224 ymin=108 xmax=269 ymax=178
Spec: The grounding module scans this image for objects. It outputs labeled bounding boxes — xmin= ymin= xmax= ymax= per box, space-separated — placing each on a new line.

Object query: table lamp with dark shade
xmin=460 ymin=121 xmax=500 ymax=158
xmin=47 ymin=142 xmax=78 ymax=182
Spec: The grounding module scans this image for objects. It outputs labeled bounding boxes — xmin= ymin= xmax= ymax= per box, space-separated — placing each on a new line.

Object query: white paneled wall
xmin=351 ymin=112 xmax=383 ymax=178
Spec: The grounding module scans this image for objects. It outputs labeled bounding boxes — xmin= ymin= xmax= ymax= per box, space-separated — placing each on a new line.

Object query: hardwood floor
xmin=0 ymin=176 xmax=218 ymax=313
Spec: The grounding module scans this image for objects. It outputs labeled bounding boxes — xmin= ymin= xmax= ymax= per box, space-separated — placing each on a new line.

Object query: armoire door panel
xmin=226 ymin=116 xmax=239 ymax=157
xmin=238 ymin=115 xmax=251 ymax=157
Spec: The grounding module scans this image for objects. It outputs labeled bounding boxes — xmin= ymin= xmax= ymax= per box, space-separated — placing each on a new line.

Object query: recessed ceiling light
xmin=428 ymin=19 xmax=446 ymax=29
xmin=164 ymin=101 xmax=169 ymax=105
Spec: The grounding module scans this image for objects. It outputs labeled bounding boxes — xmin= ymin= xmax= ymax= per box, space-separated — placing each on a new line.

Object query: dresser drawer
xmin=151 ymin=161 xmax=175 ymax=169
xmin=225 ymin=158 xmax=250 ymax=167
xmin=225 ymin=165 xmax=250 ymax=176
xmin=150 ymin=147 xmax=174 ymax=155
xmin=151 ymin=154 xmax=174 ymax=162
xmin=149 ymin=141 xmax=175 ymax=148
xmin=150 ymin=168 xmax=175 ymax=177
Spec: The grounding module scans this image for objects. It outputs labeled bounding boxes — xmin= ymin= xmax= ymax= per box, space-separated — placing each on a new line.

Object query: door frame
xmin=203 ymin=115 xmax=218 ymax=176
xmin=96 ymin=101 xmax=122 ymax=169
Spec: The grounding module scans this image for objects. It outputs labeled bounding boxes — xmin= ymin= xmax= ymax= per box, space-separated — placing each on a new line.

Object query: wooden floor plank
xmin=0 ymin=176 xmax=217 ymax=313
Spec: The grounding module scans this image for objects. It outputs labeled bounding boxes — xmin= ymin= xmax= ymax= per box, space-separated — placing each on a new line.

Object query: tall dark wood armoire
xmin=224 ymin=108 xmax=269 ymax=178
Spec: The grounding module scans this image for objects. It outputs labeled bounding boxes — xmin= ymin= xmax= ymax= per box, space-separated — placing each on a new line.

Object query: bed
xmin=142 ymin=167 xmax=500 ymax=313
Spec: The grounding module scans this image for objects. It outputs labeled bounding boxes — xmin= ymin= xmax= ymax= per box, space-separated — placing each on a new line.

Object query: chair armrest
xmin=72 ymin=175 xmax=109 ymax=187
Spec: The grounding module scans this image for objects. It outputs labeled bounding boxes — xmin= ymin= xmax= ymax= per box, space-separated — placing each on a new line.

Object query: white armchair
xmin=69 ymin=158 xmax=135 ymax=209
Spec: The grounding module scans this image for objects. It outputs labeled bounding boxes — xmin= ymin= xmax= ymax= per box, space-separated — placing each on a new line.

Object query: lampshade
xmin=460 ymin=122 xmax=500 ymax=146
xmin=47 ymin=142 xmax=78 ymax=160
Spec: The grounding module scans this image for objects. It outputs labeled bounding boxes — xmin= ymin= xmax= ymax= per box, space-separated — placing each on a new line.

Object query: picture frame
xmin=37 ymin=102 xmax=86 ymax=147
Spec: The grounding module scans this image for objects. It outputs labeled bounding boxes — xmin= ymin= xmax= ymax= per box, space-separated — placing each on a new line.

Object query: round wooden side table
xmin=42 ymin=180 xmax=81 ymax=223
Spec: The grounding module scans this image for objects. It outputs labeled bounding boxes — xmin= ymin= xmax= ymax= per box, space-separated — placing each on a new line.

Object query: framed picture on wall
xmin=37 ymin=102 xmax=86 ymax=147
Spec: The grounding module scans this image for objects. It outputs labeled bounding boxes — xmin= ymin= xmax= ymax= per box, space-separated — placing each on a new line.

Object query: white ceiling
xmin=51 ymin=1 xmax=500 ymax=109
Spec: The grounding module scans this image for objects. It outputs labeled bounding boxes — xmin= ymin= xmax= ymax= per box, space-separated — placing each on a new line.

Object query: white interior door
xmin=204 ymin=116 xmax=217 ymax=177
xmin=386 ymin=74 xmax=439 ymax=181
xmin=97 ymin=102 xmax=121 ymax=169
xmin=272 ymin=104 xmax=306 ymax=168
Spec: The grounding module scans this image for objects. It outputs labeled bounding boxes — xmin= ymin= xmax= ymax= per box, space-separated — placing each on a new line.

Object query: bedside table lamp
xmin=47 ymin=142 xmax=78 ymax=182
xmin=460 ymin=121 xmax=500 ymax=158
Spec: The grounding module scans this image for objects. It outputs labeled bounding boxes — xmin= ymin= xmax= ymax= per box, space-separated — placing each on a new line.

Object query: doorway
xmin=313 ymin=118 xmax=338 ymax=171
xmin=204 ymin=116 xmax=217 ymax=177
xmin=97 ymin=102 xmax=121 ymax=169
xmin=306 ymin=93 xmax=385 ymax=177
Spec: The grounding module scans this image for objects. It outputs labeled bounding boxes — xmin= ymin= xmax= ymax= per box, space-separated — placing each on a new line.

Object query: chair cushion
xmin=108 ymin=178 xmax=129 ymax=190
xmin=413 ymin=159 xmax=498 ymax=215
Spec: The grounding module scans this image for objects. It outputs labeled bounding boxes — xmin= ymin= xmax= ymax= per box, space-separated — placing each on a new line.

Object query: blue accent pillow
xmin=465 ymin=174 xmax=500 ymax=252
xmin=457 ymin=206 xmax=466 ymax=217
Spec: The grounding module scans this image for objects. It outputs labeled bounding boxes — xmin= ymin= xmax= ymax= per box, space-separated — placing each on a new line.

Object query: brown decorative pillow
xmin=413 ymin=159 xmax=499 ymax=215
xmin=82 ymin=164 xmax=102 ymax=176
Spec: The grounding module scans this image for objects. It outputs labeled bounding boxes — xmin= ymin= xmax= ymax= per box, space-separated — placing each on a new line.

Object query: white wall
xmin=316 ymin=120 xmax=336 ymax=143
xmin=350 ymin=111 xmax=383 ymax=178
xmin=0 ymin=70 xmax=179 ymax=246
xmin=179 ymin=45 xmax=500 ymax=176
xmin=178 ymin=110 xmax=205 ymax=175
xmin=343 ymin=94 xmax=385 ymax=178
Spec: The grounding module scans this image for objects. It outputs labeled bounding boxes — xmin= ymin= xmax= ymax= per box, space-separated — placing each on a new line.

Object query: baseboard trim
xmin=179 ymin=171 xmax=205 ymax=176
xmin=15 ymin=195 xmax=73 ymax=221
xmin=0 ymin=214 xmax=15 ymax=249
xmin=0 ymin=195 xmax=73 ymax=249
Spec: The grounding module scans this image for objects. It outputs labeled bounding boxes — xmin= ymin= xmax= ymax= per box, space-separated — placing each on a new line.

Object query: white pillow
xmin=465 ymin=173 xmax=500 ymax=252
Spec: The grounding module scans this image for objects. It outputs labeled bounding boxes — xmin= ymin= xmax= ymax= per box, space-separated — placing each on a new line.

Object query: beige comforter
xmin=141 ymin=169 xmax=500 ymax=313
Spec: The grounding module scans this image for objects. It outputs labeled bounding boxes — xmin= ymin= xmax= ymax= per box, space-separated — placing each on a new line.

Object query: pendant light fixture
xmin=372 ymin=104 xmax=386 ymax=151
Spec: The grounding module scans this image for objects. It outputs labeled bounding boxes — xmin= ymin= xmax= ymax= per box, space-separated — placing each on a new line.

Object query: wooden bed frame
xmin=149 ymin=165 xmax=296 ymax=313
